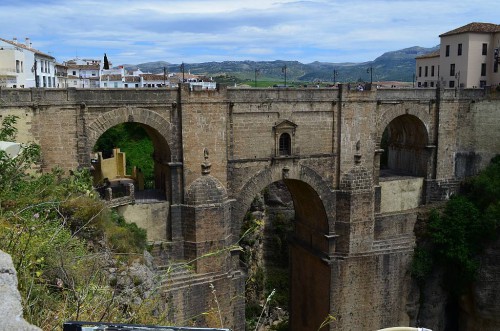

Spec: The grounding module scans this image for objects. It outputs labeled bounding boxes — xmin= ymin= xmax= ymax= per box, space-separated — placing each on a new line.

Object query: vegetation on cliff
xmin=412 ymin=156 xmax=500 ymax=296
xmin=0 ymin=116 xmax=165 ymax=330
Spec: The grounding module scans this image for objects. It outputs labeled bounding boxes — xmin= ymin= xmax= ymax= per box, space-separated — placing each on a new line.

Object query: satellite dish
xmin=0 ymin=141 xmax=22 ymax=158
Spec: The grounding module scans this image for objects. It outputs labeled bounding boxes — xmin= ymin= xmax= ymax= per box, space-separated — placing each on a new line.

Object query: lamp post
xmin=367 ymin=67 xmax=373 ymax=84
xmin=282 ymin=65 xmax=287 ymax=87
xmin=180 ymin=62 xmax=185 ymax=82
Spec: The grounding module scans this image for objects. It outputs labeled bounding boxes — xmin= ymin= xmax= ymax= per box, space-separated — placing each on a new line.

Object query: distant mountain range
xmin=122 ymin=46 xmax=439 ymax=84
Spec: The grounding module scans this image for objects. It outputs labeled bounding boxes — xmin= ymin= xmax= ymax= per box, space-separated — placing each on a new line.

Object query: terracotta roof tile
xmin=0 ymin=37 xmax=55 ymax=59
xmin=101 ymin=74 xmax=122 ymax=81
xmin=415 ymin=50 xmax=440 ymax=59
xmin=440 ymin=22 xmax=500 ymax=37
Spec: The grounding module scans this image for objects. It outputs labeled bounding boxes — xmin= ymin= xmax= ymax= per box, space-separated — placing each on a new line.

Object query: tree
xmin=0 ymin=115 xmax=41 ymax=193
xmin=103 ymin=53 xmax=110 ymax=70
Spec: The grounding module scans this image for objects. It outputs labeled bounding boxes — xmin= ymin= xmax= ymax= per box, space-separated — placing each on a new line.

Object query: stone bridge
xmin=1 ymin=85 xmax=499 ymax=330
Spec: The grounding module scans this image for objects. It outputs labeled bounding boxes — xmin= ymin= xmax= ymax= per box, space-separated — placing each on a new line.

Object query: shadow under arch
xmin=233 ymin=164 xmax=335 ymax=331
xmin=380 ymin=114 xmax=430 ymax=177
xmin=86 ymin=107 xmax=173 ymax=195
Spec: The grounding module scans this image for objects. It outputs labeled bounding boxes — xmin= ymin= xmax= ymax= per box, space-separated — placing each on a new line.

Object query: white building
xmin=416 ymin=22 xmax=500 ymax=89
xmin=66 ymin=58 xmax=101 ymax=88
xmin=0 ymin=37 xmax=56 ymax=88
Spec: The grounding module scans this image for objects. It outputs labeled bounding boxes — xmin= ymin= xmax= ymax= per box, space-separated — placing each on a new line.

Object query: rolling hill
xmin=122 ymin=46 xmax=439 ymax=84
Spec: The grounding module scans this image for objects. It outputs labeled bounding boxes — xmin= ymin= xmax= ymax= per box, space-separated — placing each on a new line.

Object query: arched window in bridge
xmin=273 ymin=120 xmax=297 ymax=157
xmin=279 ymin=133 xmax=291 ymax=156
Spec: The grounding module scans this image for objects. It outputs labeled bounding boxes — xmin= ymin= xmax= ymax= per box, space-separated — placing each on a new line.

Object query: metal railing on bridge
xmin=63 ymin=321 xmax=231 ymax=331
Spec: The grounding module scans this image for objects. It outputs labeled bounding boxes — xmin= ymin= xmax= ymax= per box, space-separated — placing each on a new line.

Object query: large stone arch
xmin=232 ymin=163 xmax=335 ymax=331
xmin=231 ymin=163 xmax=335 ymax=237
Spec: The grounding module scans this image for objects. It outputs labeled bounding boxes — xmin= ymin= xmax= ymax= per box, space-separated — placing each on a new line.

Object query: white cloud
xmin=0 ymin=0 xmax=498 ymax=64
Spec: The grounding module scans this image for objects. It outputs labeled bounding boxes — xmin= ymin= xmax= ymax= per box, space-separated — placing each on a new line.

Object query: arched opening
xmin=239 ymin=179 xmax=330 ymax=331
xmin=279 ymin=133 xmax=292 ymax=156
xmin=378 ymin=114 xmax=429 ymax=213
xmin=91 ymin=122 xmax=171 ymax=203
xmin=380 ymin=114 xmax=428 ymax=177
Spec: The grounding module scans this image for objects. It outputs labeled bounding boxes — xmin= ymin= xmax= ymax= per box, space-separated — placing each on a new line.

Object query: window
xmin=43 ymin=76 xmax=46 ymax=87
xmin=124 ymin=84 xmax=128 ymax=88
xmin=430 ymin=82 xmax=434 ymax=87
xmin=458 ymin=43 xmax=462 ymax=56
xmin=431 ymin=65 xmax=435 ymax=77
xmin=480 ymin=80 xmax=486 ymax=88
xmin=114 ymin=82 xmax=118 ymax=88
xmin=20 ymin=61 xmax=23 ymax=72
xmin=450 ymin=63 xmax=455 ymax=76
xmin=279 ymin=133 xmax=291 ymax=156
xmin=494 ymin=61 xmax=498 ymax=73
xmin=72 ymin=71 xmax=76 ymax=76
xmin=449 ymin=80 xmax=455 ymax=88
xmin=482 ymin=43 xmax=487 ymax=55
xmin=103 ymin=83 xmax=107 ymax=87
xmin=425 ymin=66 xmax=428 ymax=77
xmin=16 ymin=60 xmax=20 ymax=73
xmin=481 ymin=63 xmax=486 ymax=76
xmin=445 ymin=45 xmax=450 ymax=57
xmin=418 ymin=66 xmax=422 ymax=77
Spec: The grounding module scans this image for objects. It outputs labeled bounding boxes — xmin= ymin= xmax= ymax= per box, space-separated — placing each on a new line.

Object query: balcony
xmin=0 ymin=68 xmax=17 ymax=76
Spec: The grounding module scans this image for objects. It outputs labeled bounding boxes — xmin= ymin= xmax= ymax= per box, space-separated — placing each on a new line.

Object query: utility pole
xmin=333 ymin=69 xmax=338 ymax=85
xmin=163 ymin=66 xmax=167 ymax=87
xmin=254 ymin=68 xmax=259 ymax=87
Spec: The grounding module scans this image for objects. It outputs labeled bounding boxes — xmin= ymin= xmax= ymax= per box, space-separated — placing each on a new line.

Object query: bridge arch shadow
xmin=233 ymin=164 xmax=335 ymax=330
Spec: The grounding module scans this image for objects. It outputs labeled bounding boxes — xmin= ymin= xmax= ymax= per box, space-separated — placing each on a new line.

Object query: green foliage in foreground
xmin=0 ymin=115 xmax=161 ymax=330
xmin=412 ymin=156 xmax=500 ymax=296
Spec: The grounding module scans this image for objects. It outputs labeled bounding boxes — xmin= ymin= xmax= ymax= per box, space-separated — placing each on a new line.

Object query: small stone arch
xmin=379 ymin=114 xmax=430 ymax=177
xmin=85 ymin=107 xmax=174 ymax=158
xmin=85 ymin=107 xmax=175 ymax=195
xmin=376 ymin=104 xmax=433 ymax=146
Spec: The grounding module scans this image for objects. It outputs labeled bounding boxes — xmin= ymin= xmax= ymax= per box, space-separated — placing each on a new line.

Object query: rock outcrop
xmin=0 ymin=249 xmax=41 ymax=331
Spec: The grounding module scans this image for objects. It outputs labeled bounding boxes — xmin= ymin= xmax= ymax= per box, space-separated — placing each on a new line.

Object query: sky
xmin=0 ymin=0 xmax=498 ymax=66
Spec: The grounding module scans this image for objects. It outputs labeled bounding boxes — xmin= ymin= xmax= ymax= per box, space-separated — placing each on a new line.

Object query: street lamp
xmin=282 ymin=65 xmax=287 ymax=87
xmin=180 ymin=62 xmax=185 ymax=82
xmin=367 ymin=67 xmax=373 ymax=84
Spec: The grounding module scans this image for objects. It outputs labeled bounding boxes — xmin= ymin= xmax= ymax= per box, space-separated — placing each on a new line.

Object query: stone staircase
xmin=156 ymin=262 xmax=224 ymax=292
xmin=371 ymin=235 xmax=415 ymax=254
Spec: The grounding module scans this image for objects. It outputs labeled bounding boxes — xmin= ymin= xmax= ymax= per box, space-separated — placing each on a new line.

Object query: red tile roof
xmin=0 ymin=37 xmax=55 ymax=59
xmin=415 ymin=50 xmax=440 ymax=59
xmin=440 ymin=22 xmax=500 ymax=37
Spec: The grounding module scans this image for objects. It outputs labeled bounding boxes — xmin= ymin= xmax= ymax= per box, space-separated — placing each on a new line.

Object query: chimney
xmin=25 ymin=37 xmax=31 ymax=48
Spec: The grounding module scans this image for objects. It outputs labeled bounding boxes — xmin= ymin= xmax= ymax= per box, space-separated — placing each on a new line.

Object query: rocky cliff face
xmin=0 ymin=249 xmax=41 ymax=331
xmin=459 ymin=237 xmax=500 ymax=331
